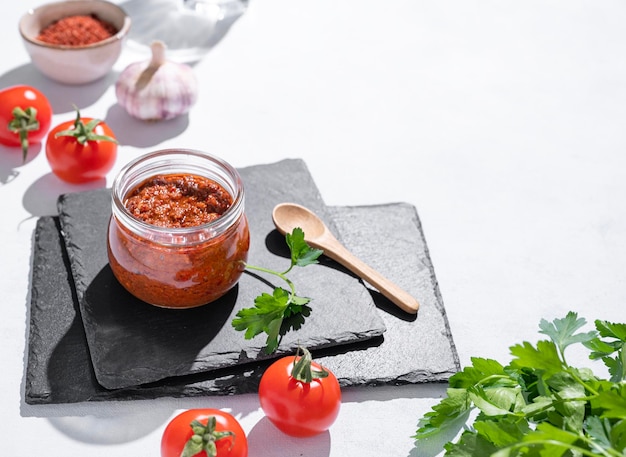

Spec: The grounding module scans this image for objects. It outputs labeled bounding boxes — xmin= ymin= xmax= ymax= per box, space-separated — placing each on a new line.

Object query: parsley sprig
xmin=232 ymin=228 xmax=323 ymax=354
xmin=413 ymin=311 xmax=626 ymax=456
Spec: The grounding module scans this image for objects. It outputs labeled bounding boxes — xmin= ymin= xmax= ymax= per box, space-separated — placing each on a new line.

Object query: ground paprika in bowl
xmin=107 ymin=149 xmax=250 ymax=309
xmin=37 ymin=14 xmax=118 ymax=46
xmin=19 ymin=0 xmax=131 ymax=84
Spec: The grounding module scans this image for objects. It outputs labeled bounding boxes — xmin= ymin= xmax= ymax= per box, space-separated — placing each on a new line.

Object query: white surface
xmin=2 ymin=1 xmax=626 ymax=456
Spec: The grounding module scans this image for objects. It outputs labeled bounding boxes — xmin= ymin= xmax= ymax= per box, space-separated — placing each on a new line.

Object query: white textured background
xmin=2 ymin=1 xmax=626 ymax=455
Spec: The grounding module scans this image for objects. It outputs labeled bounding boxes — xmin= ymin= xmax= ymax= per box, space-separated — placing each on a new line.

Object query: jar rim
xmin=111 ymin=149 xmax=245 ymax=241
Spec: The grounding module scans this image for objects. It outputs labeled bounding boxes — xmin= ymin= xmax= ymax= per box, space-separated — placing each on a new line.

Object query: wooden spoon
xmin=272 ymin=202 xmax=420 ymax=314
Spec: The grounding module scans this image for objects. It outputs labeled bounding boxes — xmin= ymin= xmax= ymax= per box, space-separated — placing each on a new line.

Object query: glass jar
xmin=107 ymin=149 xmax=250 ymax=308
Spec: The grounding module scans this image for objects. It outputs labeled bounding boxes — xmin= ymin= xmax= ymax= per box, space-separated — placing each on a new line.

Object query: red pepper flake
xmin=37 ymin=14 xmax=118 ymax=46
xmin=124 ymin=174 xmax=233 ymax=228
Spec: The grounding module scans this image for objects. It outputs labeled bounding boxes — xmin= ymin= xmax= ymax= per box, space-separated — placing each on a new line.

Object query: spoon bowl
xmin=272 ymin=202 xmax=328 ymax=246
xmin=272 ymin=202 xmax=420 ymax=314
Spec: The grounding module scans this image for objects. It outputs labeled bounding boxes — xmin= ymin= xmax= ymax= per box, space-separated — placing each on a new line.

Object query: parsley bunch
xmin=231 ymin=228 xmax=323 ymax=354
xmin=414 ymin=311 xmax=626 ymax=456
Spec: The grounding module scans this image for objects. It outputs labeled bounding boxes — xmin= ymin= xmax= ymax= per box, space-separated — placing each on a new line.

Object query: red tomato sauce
xmin=107 ymin=173 xmax=250 ymax=308
xmin=124 ymin=174 xmax=233 ymax=228
xmin=37 ymin=15 xmax=117 ymax=46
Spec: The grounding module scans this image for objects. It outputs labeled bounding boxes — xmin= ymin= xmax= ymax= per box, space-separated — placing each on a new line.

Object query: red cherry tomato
xmin=259 ymin=346 xmax=341 ymax=437
xmin=45 ymin=109 xmax=118 ymax=184
xmin=161 ymin=409 xmax=248 ymax=457
xmin=0 ymin=85 xmax=52 ymax=160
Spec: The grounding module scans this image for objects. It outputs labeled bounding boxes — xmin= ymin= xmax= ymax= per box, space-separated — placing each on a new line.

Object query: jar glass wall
xmin=107 ymin=149 xmax=250 ymax=308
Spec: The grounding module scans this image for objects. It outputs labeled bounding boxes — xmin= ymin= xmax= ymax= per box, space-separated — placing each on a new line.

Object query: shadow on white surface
xmin=21 ymin=172 xmax=106 ymax=219
xmin=103 ymin=104 xmax=191 ymax=148
xmin=0 ymin=144 xmax=41 ymax=184
xmin=407 ymin=398 xmax=474 ymax=457
xmin=48 ymin=410 xmax=172 ymax=445
xmin=247 ymin=416 xmax=331 ymax=457
xmin=0 ymin=64 xmax=117 ymax=114
xmin=408 ymin=418 xmax=465 ymax=457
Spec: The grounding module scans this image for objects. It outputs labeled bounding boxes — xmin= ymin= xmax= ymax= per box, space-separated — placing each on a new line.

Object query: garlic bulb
xmin=115 ymin=41 xmax=198 ymax=121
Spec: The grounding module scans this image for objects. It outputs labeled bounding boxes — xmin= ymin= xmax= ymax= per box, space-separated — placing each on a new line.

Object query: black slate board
xmin=318 ymin=204 xmax=460 ymax=384
xmin=25 ymin=200 xmax=460 ymax=405
xmin=54 ymin=159 xmax=387 ymax=390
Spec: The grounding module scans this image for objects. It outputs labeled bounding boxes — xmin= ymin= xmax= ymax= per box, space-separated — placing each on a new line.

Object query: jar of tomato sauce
xmin=107 ymin=149 xmax=250 ymax=308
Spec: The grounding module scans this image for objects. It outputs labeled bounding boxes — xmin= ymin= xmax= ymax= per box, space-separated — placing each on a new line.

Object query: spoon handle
xmin=318 ymin=235 xmax=420 ymax=314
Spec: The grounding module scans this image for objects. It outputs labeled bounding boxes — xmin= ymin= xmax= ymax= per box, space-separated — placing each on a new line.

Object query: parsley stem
xmin=569 ymin=371 xmax=600 ymax=397
xmin=468 ymin=373 xmax=516 ymax=390
xmin=232 ymin=228 xmax=322 ymax=354
xmin=503 ymin=439 xmax=615 ymax=457
xmin=244 ymin=263 xmax=297 ymax=299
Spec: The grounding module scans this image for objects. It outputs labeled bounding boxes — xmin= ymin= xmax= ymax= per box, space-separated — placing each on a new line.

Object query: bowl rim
xmin=19 ymin=0 xmax=131 ymax=51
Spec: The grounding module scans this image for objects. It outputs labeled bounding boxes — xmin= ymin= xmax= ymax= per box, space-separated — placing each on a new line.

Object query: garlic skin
xmin=115 ymin=41 xmax=198 ymax=121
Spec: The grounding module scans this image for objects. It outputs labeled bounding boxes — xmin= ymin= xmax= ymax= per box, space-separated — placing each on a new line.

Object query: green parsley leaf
xmin=285 ymin=227 xmax=323 ymax=268
xmin=538 ymin=311 xmax=597 ymax=358
xmin=444 ymin=430 xmax=499 ymax=456
xmin=232 ymin=228 xmax=322 ymax=354
xmin=449 ymin=357 xmax=510 ymax=389
xmin=596 ymin=320 xmax=626 ymax=341
xmin=591 ymin=386 xmax=626 ymax=418
xmin=585 ymin=416 xmax=615 ymax=452
xmin=467 ymin=384 xmax=524 ymax=417
xmin=585 ymin=319 xmax=626 ymax=382
xmin=414 ymin=388 xmax=472 ymax=440
xmin=545 ymin=371 xmax=586 ymax=432
xmin=609 ymin=418 xmax=626 ymax=452
xmin=412 ymin=312 xmax=626 ymax=456
xmin=509 ymin=340 xmax=564 ymax=377
xmin=473 ymin=417 xmax=531 ymax=448
xmin=521 ymin=422 xmax=580 ymax=452
xmin=232 ymin=288 xmax=289 ymax=336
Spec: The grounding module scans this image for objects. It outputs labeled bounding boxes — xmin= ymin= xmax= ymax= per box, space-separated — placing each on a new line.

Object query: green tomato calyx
xmin=8 ymin=106 xmax=40 ymax=162
xmin=291 ymin=346 xmax=329 ymax=383
xmin=54 ymin=107 xmax=118 ymax=146
xmin=181 ymin=416 xmax=235 ymax=457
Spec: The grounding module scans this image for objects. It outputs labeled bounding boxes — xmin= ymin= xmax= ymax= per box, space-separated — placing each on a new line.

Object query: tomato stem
xmin=291 ymin=346 xmax=329 ymax=383
xmin=181 ymin=416 xmax=235 ymax=457
xmin=8 ymin=106 xmax=40 ymax=162
xmin=54 ymin=106 xmax=118 ymax=145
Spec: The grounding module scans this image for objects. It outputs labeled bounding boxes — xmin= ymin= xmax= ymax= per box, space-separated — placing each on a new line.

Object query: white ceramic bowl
xmin=19 ymin=0 xmax=131 ymax=85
